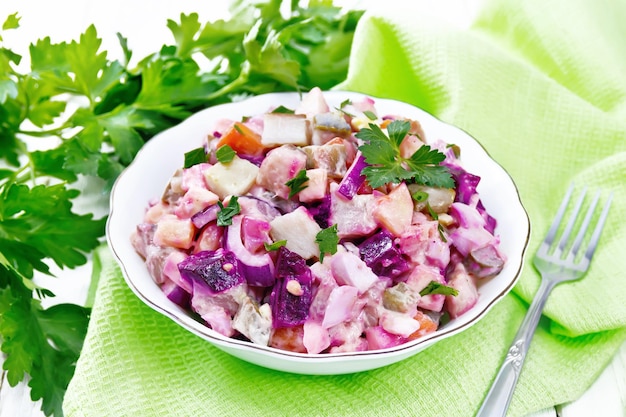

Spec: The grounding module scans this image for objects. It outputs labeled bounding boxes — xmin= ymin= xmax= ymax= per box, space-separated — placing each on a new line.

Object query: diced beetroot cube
xmin=359 ymin=228 xmax=410 ymax=279
xmin=162 ymin=278 xmax=190 ymax=308
xmin=178 ymin=250 xmax=244 ymax=294
xmin=270 ymin=247 xmax=313 ymax=328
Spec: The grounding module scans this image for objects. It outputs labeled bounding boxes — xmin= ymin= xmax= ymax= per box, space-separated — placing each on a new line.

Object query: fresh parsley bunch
xmin=0 ymin=1 xmax=363 ymax=415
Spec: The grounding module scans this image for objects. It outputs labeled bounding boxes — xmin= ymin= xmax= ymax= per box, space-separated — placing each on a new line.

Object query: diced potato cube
xmin=303 ymin=321 xmax=331 ymax=354
xmin=321 ymin=285 xmax=359 ymax=329
xmin=203 ymin=156 xmax=259 ymax=199
xmin=298 ymin=168 xmax=327 ymax=203
xmin=174 ymin=186 xmax=219 ymax=219
xmin=405 ymin=264 xmax=446 ymax=312
xmin=153 ymin=214 xmax=195 ymax=249
xmin=445 ymin=263 xmax=479 ymax=319
xmin=329 ymin=183 xmax=378 ymax=239
xmin=379 ymin=310 xmax=421 ymax=338
xmin=144 ymin=202 xmax=170 ymax=224
xmin=295 ymin=86 xmax=330 ymax=119
xmin=269 ymin=207 xmax=321 ymax=260
xmin=373 ymin=183 xmax=413 ymax=236
xmin=350 ymin=117 xmax=374 ymax=131
xmin=399 ymin=135 xmax=424 ymax=159
xmin=256 ymin=145 xmax=307 ymax=199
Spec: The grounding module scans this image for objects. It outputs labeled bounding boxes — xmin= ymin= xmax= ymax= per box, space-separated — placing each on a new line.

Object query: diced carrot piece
xmin=380 ymin=119 xmax=392 ymax=129
xmin=216 ymin=122 xmax=264 ymax=156
xmin=408 ymin=311 xmax=438 ymax=340
xmin=269 ymin=325 xmax=307 ymax=353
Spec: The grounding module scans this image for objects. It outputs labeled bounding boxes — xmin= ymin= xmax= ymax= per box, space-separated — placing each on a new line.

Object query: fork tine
xmin=554 ymin=187 xmax=587 ymax=258
xmin=583 ymin=192 xmax=613 ymax=262
xmin=568 ymin=191 xmax=600 ymax=260
xmin=544 ymin=184 xmax=574 ymax=248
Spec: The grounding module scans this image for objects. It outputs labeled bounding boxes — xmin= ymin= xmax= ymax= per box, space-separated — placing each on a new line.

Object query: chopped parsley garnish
xmin=216 ymin=145 xmax=236 ymax=164
xmin=184 ymin=147 xmax=208 ymax=168
xmin=233 ymin=123 xmax=245 ymax=134
xmin=424 ymin=204 xmax=448 ymax=242
xmin=216 ymin=196 xmax=241 ymax=226
xmin=411 ymin=190 xmax=429 ymax=203
xmin=271 ymin=105 xmax=295 ymax=114
xmin=285 ymin=169 xmax=309 ymax=198
xmin=356 ymin=120 xmax=455 ymax=189
xmin=315 ymin=224 xmax=339 ymax=263
xmin=264 ymin=240 xmax=287 ymax=251
xmin=336 ymin=98 xmax=355 ymax=117
xmin=419 ymin=281 xmax=458 ymax=297
xmin=363 ymin=110 xmax=377 ymax=120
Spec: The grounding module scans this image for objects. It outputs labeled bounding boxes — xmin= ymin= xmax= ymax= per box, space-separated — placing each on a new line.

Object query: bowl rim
xmin=106 ymin=89 xmax=531 ymax=365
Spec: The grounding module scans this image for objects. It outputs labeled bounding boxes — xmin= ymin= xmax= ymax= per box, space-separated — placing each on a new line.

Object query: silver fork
xmin=476 ymin=185 xmax=613 ymax=417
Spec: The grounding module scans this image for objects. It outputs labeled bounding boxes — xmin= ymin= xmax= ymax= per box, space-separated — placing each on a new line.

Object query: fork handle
xmin=476 ymin=278 xmax=557 ymax=417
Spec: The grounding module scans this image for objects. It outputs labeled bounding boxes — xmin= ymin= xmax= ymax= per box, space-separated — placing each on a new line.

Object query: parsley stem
xmin=18 ymin=128 xmax=66 ymax=137
xmin=205 ymin=72 xmax=248 ymax=102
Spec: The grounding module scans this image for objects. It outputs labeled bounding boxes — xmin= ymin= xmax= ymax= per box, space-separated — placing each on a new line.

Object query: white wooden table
xmin=1 ymin=1 xmax=624 ymax=416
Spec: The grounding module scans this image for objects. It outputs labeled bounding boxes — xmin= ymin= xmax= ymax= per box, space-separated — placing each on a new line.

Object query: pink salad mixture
xmin=131 ymin=88 xmax=506 ymax=354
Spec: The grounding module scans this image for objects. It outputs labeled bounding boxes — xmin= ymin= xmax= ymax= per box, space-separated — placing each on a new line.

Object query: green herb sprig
xmin=217 ymin=196 xmax=241 ymax=226
xmin=264 ymin=240 xmax=287 ymax=251
xmin=285 ymin=169 xmax=309 ymax=198
xmin=0 ymin=2 xmax=364 ymax=415
xmin=356 ymin=120 xmax=455 ymax=189
xmin=184 ymin=147 xmax=208 ymax=168
xmin=419 ymin=281 xmax=459 ymax=297
xmin=216 ymin=145 xmax=236 ymax=164
xmin=315 ymin=224 xmax=339 ymax=263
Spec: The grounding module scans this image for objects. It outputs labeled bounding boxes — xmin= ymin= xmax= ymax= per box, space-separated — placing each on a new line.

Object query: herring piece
xmin=269 ymin=207 xmax=322 ymax=260
xmin=262 ymin=113 xmax=311 ymax=146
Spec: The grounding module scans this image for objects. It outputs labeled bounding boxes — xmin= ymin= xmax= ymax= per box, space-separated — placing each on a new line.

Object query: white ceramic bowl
xmin=107 ymin=91 xmax=530 ymax=375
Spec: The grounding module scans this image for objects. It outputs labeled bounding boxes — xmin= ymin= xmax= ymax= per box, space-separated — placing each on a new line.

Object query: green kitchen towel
xmin=64 ymin=1 xmax=626 ymax=416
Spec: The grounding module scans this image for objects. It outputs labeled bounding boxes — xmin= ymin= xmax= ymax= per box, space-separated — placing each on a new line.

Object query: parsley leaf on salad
xmin=419 ymin=281 xmax=459 ymax=297
xmin=217 ymin=196 xmax=241 ymax=227
xmin=285 ymin=169 xmax=309 ymax=198
xmin=356 ymin=120 xmax=455 ymax=189
xmin=315 ymin=224 xmax=339 ymax=263
xmin=264 ymin=240 xmax=287 ymax=252
xmin=184 ymin=147 xmax=208 ymax=168
xmin=0 ymin=2 xmax=365 ymax=415
xmin=216 ymin=145 xmax=236 ymax=164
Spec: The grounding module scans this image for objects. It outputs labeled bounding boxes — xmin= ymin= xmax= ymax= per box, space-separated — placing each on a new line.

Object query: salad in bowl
xmin=109 ymin=88 xmax=529 ymax=374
